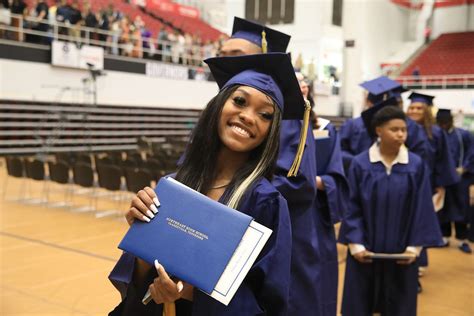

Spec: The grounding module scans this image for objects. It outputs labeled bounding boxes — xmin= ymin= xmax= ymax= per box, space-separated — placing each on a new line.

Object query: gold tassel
xmin=261 ymin=30 xmax=268 ymax=53
xmin=163 ymin=302 xmax=176 ymax=316
xmin=287 ymin=100 xmax=312 ymax=177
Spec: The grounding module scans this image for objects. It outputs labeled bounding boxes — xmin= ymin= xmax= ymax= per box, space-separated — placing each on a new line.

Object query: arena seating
xmin=0 ymin=100 xmax=199 ymax=155
xmin=401 ymin=32 xmax=474 ymax=76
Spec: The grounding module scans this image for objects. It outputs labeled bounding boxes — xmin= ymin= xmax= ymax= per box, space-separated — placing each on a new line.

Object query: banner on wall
xmin=146 ymin=0 xmax=200 ymax=18
xmin=52 ymin=41 xmax=104 ymax=70
xmin=145 ymin=62 xmax=189 ymax=80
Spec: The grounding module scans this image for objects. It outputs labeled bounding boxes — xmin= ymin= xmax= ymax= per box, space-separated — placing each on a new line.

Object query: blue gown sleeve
xmin=407 ymin=161 xmax=444 ymax=247
xmin=406 ymin=119 xmax=430 ymax=161
xmin=272 ymin=121 xmax=317 ymax=207
xmin=339 ymin=118 xmax=356 ymax=170
xmin=338 ymin=157 xmax=366 ymax=246
xmin=433 ymin=127 xmax=459 ymax=187
xmin=461 ymin=129 xmax=474 ymax=173
xmin=108 ymin=251 xmax=137 ymax=300
xmin=319 ymin=125 xmax=350 ymax=224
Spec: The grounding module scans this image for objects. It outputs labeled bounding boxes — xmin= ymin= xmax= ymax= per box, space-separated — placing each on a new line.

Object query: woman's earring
xmin=376 ymin=136 xmax=381 ymax=144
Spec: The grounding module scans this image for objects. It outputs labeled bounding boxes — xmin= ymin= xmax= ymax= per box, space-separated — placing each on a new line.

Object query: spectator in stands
xmin=184 ymin=32 xmax=193 ymax=65
xmin=202 ymin=39 xmax=215 ymax=60
xmin=110 ymin=15 xmax=120 ymax=55
xmin=84 ymin=4 xmax=98 ymax=42
xmin=168 ymin=30 xmax=179 ymax=63
xmin=119 ymin=16 xmax=133 ymax=57
xmin=412 ymin=66 xmax=420 ymax=83
xmin=192 ymin=35 xmax=202 ymax=66
xmin=10 ymin=0 xmax=27 ymax=41
xmin=98 ymin=11 xmax=110 ymax=43
xmin=176 ymin=31 xmax=185 ymax=64
xmin=33 ymin=0 xmax=49 ymax=44
xmin=47 ymin=0 xmax=58 ymax=27
xmin=157 ymin=26 xmax=168 ymax=61
xmin=131 ymin=24 xmax=143 ymax=58
xmin=55 ymin=0 xmax=70 ymax=36
xmin=68 ymin=0 xmax=82 ymax=43
xmin=0 ymin=0 xmax=10 ymax=39
xmin=141 ymin=26 xmax=153 ymax=58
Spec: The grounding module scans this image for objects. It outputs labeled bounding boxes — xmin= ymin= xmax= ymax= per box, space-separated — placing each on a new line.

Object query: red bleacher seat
xmin=400 ymin=32 xmax=474 ymax=76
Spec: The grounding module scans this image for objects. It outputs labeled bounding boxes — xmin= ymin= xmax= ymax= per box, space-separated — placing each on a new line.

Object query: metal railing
xmin=0 ymin=13 xmax=213 ymax=67
xmin=396 ymin=74 xmax=474 ymax=89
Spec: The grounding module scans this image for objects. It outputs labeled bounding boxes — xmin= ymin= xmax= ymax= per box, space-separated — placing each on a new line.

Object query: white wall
xmin=432 ymin=5 xmax=470 ymax=39
xmin=341 ymin=0 xmax=409 ymax=116
xmin=0 ymin=59 xmax=217 ymax=109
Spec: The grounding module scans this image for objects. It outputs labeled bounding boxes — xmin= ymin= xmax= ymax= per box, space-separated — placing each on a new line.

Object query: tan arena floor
xmin=0 ymin=160 xmax=473 ymax=315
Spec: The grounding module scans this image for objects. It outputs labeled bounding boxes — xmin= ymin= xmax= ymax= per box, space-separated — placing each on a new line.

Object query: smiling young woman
xmin=108 ymin=52 xmax=306 ymax=316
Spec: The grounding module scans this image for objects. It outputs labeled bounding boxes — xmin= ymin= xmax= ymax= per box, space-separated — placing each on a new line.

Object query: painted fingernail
xmin=153 ymin=197 xmax=160 ymax=207
xmin=177 ymin=281 xmax=183 ymax=293
xmin=150 ymin=204 xmax=158 ymax=214
xmin=142 ymin=215 xmax=151 ymax=223
xmin=154 ymin=259 xmax=160 ymax=270
xmin=146 ymin=210 xmax=155 ymax=219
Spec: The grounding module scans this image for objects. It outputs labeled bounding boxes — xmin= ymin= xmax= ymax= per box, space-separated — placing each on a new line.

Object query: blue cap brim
xmin=204 ymin=53 xmax=305 ymax=120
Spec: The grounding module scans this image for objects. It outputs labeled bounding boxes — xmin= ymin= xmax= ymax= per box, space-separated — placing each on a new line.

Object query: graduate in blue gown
xmin=108 ymin=53 xmax=306 ymax=315
xmin=299 ymin=75 xmax=349 ymax=316
xmin=436 ymin=109 xmax=474 ymax=254
xmin=406 ymin=93 xmax=459 ymax=190
xmin=220 ymin=19 xmax=324 ymax=315
xmin=313 ymin=119 xmax=349 ymax=316
xmin=406 ymin=93 xmax=460 ymax=268
xmin=271 ymin=104 xmax=322 ymax=316
xmin=339 ymin=104 xmax=443 ymax=316
xmin=339 ymin=76 xmax=429 ymax=171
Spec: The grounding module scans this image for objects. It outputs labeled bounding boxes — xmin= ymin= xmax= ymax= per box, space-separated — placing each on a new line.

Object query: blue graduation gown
xmin=418 ymin=125 xmax=459 ymax=266
xmin=272 ymin=120 xmax=323 ymax=316
xmin=339 ymin=151 xmax=443 ymax=316
xmin=426 ymin=125 xmax=459 ymax=189
xmin=438 ymin=127 xmax=474 ymax=223
xmin=108 ymin=178 xmax=292 ymax=316
xmin=339 ymin=117 xmax=429 ymax=170
xmin=314 ymin=122 xmax=350 ymax=316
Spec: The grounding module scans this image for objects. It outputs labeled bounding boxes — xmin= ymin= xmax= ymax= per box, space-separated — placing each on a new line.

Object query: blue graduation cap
xmin=436 ymin=108 xmax=452 ymax=120
xmin=205 ymin=52 xmax=310 ymax=177
xmin=360 ymin=76 xmax=406 ymax=104
xmin=231 ymin=17 xmax=291 ymax=53
xmin=361 ymin=96 xmax=400 ymax=137
xmin=389 ymin=86 xmax=409 ymax=101
xmin=205 ymin=53 xmax=305 ymax=120
xmin=408 ymin=92 xmax=435 ymax=106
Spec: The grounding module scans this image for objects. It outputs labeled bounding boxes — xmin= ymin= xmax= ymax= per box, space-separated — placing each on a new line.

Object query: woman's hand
xmin=125 ymin=186 xmax=160 ymax=226
xmin=353 ymin=250 xmax=374 ymax=264
xmin=149 ymin=260 xmax=194 ymax=304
